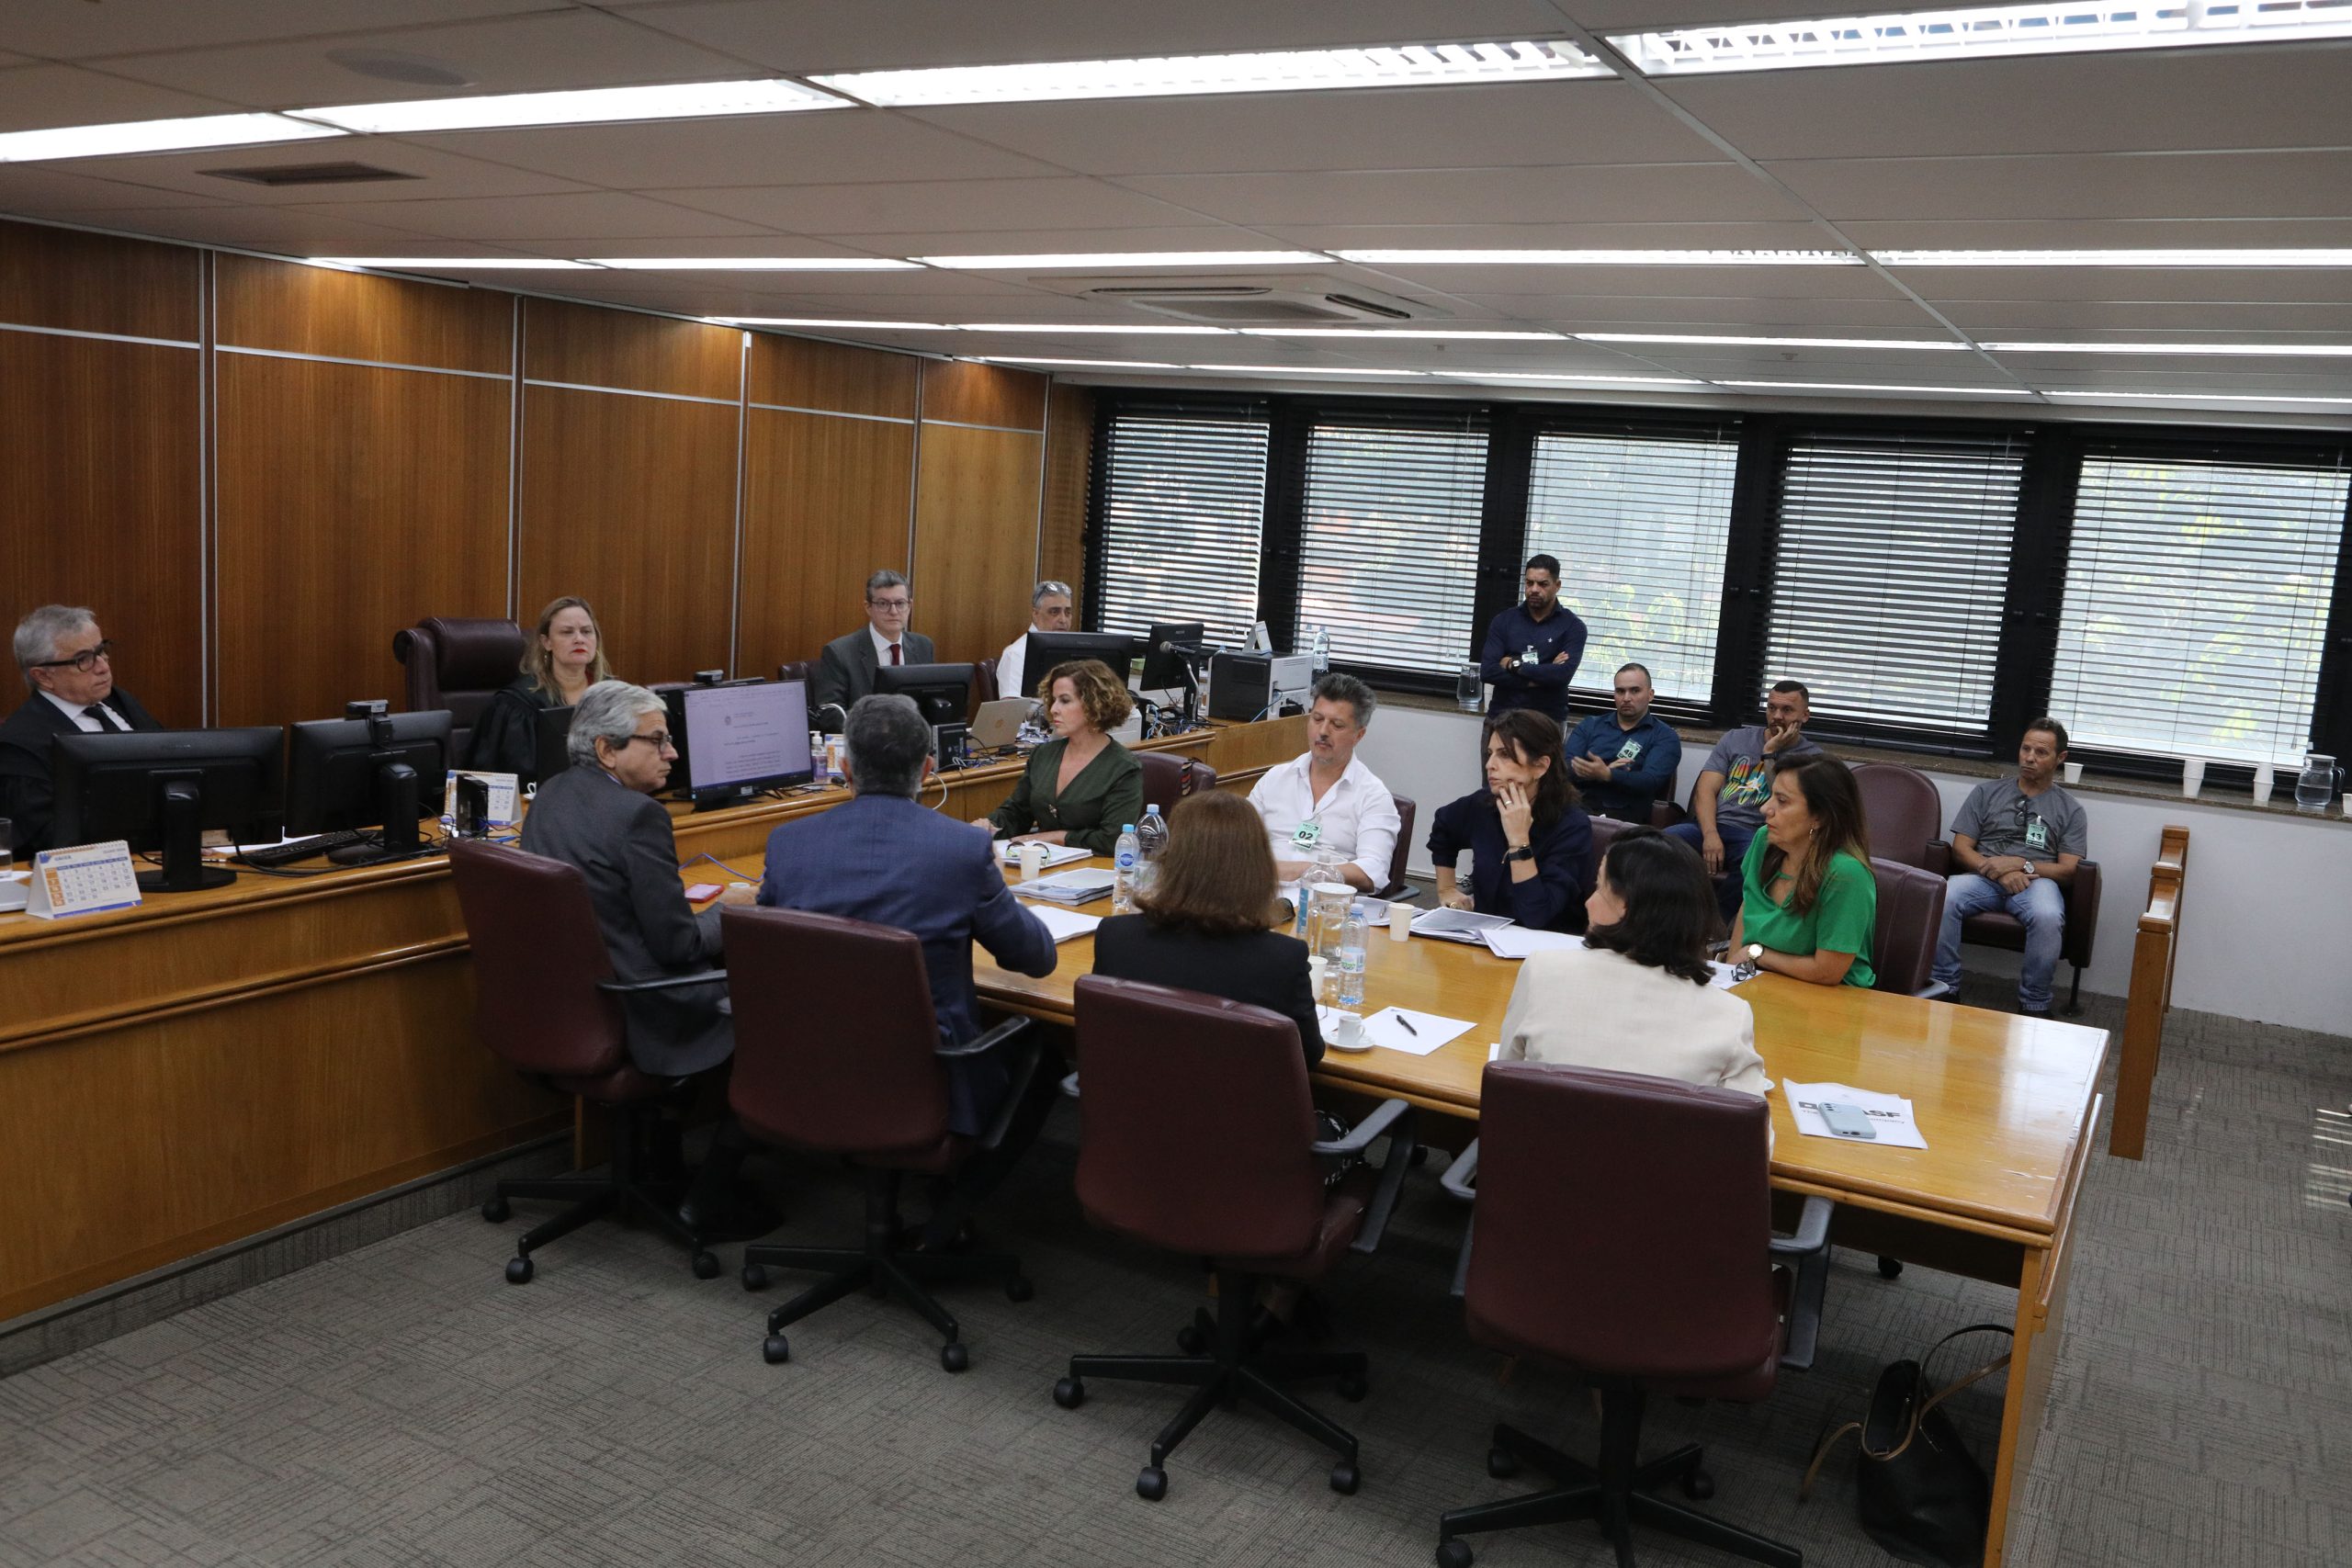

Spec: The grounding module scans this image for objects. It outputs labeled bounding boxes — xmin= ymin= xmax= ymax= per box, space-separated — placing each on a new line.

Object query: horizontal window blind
xmin=1091 ymin=408 xmax=1271 ymax=649
xmin=1296 ymin=414 xmax=1490 ymax=677
xmin=2050 ymin=450 xmax=2347 ymax=765
xmin=1762 ymin=431 xmax=2025 ymax=737
xmin=1526 ymin=424 xmax=1738 ymax=705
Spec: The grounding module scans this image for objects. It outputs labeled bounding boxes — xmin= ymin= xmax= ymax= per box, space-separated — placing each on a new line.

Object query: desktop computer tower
xmin=1208 ymin=651 xmax=1315 ymax=721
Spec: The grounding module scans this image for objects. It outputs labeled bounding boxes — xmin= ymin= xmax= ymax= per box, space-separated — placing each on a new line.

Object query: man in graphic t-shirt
xmin=1665 ymin=681 xmax=1821 ymax=920
xmin=1932 ymin=717 xmax=2088 ymax=1016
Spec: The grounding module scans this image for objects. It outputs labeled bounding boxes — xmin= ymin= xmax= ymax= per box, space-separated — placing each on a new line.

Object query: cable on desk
xmin=678 ymin=850 xmax=754 ymax=881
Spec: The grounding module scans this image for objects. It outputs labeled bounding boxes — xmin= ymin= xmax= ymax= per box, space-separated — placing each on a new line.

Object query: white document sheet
xmin=1781 ymin=1080 xmax=1928 ymax=1150
xmin=1361 ymin=1007 xmax=1473 ymax=1056
xmin=1481 ymin=927 xmax=1583 ymax=960
xmin=1026 ymin=906 xmax=1102 ymax=944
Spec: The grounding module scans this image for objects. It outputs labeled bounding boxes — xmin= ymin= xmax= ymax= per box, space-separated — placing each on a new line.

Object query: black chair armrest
xmin=1058 ymin=1070 xmax=1082 ymax=1099
xmin=2064 ymin=858 xmax=2102 ymax=964
xmin=1769 ymin=1194 xmax=1835 ymax=1372
xmin=1310 ymin=1095 xmax=1409 ymax=1158
xmin=973 ymin=1022 xmax=1046 ymax=1152
xmin=1923 ymin=839 xmax=1954 ymax=876
xmin=1438 ymin=1138 xmax=1479 ymax=1203
xmin=1768 ymin=1192 xmax=1832 ymax=1258
xmin=935 ymin=1013 xmax=1033 ymax=1060
xmin=1321 ymin=1100 xmax=1415 ymax=1255
xmin=1449 ymin=1213 xmax=1476 ymax=1300
xmin=596 ymin=970 xmax=727 ymax=994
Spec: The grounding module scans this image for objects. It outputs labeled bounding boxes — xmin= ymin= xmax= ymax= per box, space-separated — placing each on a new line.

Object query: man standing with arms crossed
xmin=1479 ymin=555 xmax=1586 ymax=727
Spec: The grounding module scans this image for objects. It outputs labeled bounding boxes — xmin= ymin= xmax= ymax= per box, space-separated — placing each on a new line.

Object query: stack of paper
xmin=1026 ymin=906 xmax=1102 ymax=944
xmin=1019 ymin=868 xmax=1117 ymax=905
xmin=999 ymin=841 xmax=1091 ymax=871
xmin=1481 ymin=927 xmax=1582 ymax=960
xmin=1408 ymin=908 xmax=1514 ymax=945
xmin=1782 ymin=1081 xmax=1928 ymax=1149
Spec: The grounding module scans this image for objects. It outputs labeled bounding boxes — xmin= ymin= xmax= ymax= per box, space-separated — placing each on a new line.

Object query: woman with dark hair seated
xmin=1732 ymin=752 xmax=1877 ymax=989
xmin=1428 ymin=708 xmax=1594 ymax=933
xmin=1498 ymin=827 xmax=1765 ymax=1097
xmin=1091 ymin=788 xmax=1324 ymax=1065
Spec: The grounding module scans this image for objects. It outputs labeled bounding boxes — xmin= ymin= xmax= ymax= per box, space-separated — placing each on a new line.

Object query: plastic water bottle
xmin=1135 ymin=805 xmax=1168 ymax=896
xmin=1311 ymin=625 xmax=1332 ymax=674
xmin=1112 ymin=823 xmax=1140 ymax=914
xmin=1337 ymin=905 xmax=1368 ymax=1011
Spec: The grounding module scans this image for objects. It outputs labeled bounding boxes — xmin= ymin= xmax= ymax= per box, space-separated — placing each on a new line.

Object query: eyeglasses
xmin=868 ymin=597 xmax=911 ymax=611
xmin=34 ymin=639 xmax=114 ymax=673
xmin=616 ymin=731 xmax=675 ymax=751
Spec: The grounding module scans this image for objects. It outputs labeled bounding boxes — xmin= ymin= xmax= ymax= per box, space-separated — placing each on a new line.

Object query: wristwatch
xmin=2024 ymin=861 xmax=2038 ymax=878
xmin=1504 ymin=844 xmax=1534 ymax=863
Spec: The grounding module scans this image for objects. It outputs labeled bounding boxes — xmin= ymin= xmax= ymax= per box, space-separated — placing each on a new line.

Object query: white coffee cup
xmin=2062 ymin=761 xmax=2084 ymax=785
xmin=1307 ymin=955 xmax=1329 ymax=1001
xmin=2253 ymin=764 xmax=2275 ymax=806
xmin=1386 ymin=899 xmax=1415 ymax=941
xmin=1019 ymin=841 xmax=1047 ymax=881
xmin=2181 ymin=758 xmax=2205 ymax=798
xmin=1334 ymin=1012 xmax=1365 ymax=1049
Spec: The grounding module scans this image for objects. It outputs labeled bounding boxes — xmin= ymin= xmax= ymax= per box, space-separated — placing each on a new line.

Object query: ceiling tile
xmin=1256 ymin=221 xmax=1834 ymax=250
xmin=1840 ymin=219 xmax=2352 ymax=249
xmin=0 ymin=63 xmax=240 ymax=131
xmin=0 ymin=165 xmax=234 ymax=213
xmin=1937 ymin=299 xmax=2352 ymax=333
xmin=73 ymin=205 xmax=464 ymax=253
xmin=1118 ymin=164 xmax=1795 ymax=227
xmin=797 ymin=225 xmax=1263 ymax=255
xmin=1557 ymin=3 xmax=1825 ymax=26
xmin=29 ymin=141 xmax=596 ymax=208
xmin=660 ymin=176 xmax=1199 ymax=235
xmin=1460 ymin=294 xmax=1947 ymax=328
xmin=902 ymin=80 xmax=1719 ymax=177
xmin=1898 ymin=266 xmax=2352 ymax=304
xmin=5 ymin=1 xmax=551 ymax=60
xmin=404 ymin=112 xmax=1065 ymax=189
xmin=1767 ymin=150 xmax=2352 ymax=222
xmin=1342 ymin=261 xmax=1906 ymax=301
xmin=282 ymin=189 xmax=778 ymax=242
xmin=100 ymin=10 xmax=765 ymax=108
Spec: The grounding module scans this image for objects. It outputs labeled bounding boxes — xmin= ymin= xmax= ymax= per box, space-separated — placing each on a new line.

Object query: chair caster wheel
xmin=1683 ymin=1467 xmax=1715 ymax=1501
xmin=692 ymin=1250 xmax=721 ymax=1280
xmin=1004 ymin=1274 xmax=1033 ymax=1303
xmin=503 ymin=1255 xmax=533 ymax=1285
xmin=941 ymin=1341 xmax=969 ymax=1373
xmin=481 ymin=1197 xmax=510 ymax=1223
xmin=1053 ymin=1376 xmax=1086 ymax=1409
xmin=1136 ymin=1466 xmax=1168 ymax=1502
xmin=1337 ymin=1374 xmax=1368 ymax=1403
xmin=762 ymin=1335 xmax=790 ymax=1365
xmin=1487 ymin=1447 xmax=1520 ymax=1479
xmin=1437 ymin=1539 xmax=1475 ymax=1568
xmin=1877 ymin=1255 xmax=1904 ymax=1280
xmin=741 ymin=1262 xmax=768 ymax=1292
xmin=1329 ymin=1461 xmax=1360 ymax=1495
xmin=1175 ymin=1325 xmax=1205 ymax=1355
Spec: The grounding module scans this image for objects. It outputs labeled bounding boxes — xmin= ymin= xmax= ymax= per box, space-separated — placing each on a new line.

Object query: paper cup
xmin=1019 ymin=842 xmax=1047 ymax=881
xmin=2062 ymin=761 xmax=2083 ymax=784
xmin=1386 ymin=899 xmax=1415 ymax=941
xmin=2253 ymin=765 xmax=2275 ymax=806
xmin=1307 ymin=955 xmax=1329 ymax=1001
xmin=2181 ymin=758 xmax=2205 ymax=798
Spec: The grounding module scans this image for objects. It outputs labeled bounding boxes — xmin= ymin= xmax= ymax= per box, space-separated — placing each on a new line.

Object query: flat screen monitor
xmin=657 ymin=677 xmax=760 ymax=790
xmin=285 ymin=709 xmax=454 ymax=866
xmin=1023 ymin=631 xmax=1137 ymax=691
xmin=874 ymin=661 xmax=976 ymax=729
xmin=1137 ymin=621 xmax=1208 ymax=692
xmin=533 ymin=704 xmax=575 ymax=786
xmin=678 ymin=678 xmax=814 ymax=807
xmin=51 ymin=727 xmax=285 ymax=893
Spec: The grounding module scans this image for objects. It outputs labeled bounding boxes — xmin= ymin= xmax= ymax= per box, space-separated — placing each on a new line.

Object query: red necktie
xmin=889 ymin=644 xmax=901 ymax=666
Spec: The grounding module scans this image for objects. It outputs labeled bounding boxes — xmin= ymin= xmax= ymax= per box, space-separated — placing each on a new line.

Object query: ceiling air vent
xmin=1049 ymin=273 xmax=1441 ymax=326
xmin=200 ymin=161 xmax=423 ymax=187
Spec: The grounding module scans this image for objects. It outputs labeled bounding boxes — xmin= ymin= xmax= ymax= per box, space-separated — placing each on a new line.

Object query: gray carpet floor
xmin=5 ymin=977 xmax=2348 ymax=1567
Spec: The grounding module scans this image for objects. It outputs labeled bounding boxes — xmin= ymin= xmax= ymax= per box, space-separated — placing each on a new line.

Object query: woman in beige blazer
xmin=1498 ymin=828 xmax=1766 ymax=1098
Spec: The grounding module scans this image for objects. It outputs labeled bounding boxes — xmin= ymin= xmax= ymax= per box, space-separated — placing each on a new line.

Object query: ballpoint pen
xmin=1396 ymin=1014 xmax=1418 ymax=1036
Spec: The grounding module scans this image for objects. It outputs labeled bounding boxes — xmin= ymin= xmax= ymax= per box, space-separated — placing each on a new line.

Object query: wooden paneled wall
xmin=1040 ymin=383 xmax=1095 ymax=610
xmin=0 ymin=217 xmax=1059 ymax=733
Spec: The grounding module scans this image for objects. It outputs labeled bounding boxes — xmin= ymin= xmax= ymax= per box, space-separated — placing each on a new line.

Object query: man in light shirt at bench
xmin=1246 ymin=671 xmax=1400 ymax=895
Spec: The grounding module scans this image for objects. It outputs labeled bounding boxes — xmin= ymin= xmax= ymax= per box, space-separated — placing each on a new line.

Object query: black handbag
xmin=1802 ymin=1323 xmax=2013 ymax=1567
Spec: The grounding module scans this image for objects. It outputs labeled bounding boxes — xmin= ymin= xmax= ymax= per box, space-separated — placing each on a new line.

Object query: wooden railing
xmin=2110 ymin=825 xmax=2188 ymax=1159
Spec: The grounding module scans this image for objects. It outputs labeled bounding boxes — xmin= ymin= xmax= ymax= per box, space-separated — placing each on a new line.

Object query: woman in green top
xmin=974 ymin=659 xmax=1144 ymax=857
xmin=1730 ymin=752 xmax=1877 ymax=988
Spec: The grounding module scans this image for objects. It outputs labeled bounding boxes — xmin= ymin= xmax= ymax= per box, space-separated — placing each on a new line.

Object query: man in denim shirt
xmin=1563 ymin=662 xmax=1682 ymax=821
xmin=1931 ymin=717 xmax=2088 ymax=1016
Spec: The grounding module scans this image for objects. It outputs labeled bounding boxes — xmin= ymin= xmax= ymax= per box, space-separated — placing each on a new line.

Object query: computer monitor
xmin=51 ymin=728 xmax=285 ymax=893
xmin=874 ymin=661 xmax=977 ymax=728
xmin=676 ymin=678 xmax=814 ymax=808
xmin=1137 ymin=621 xmax=1209 ymax=692
xmin=657 ymin=677 xmax=761 ymax=791
xmin=1023 ymin=631 xmax=1138 ymax=691
xmin=284 ymin=709 xmax=454 ymax=866
xmin=533 ymin=704 xmax=575 ymax=786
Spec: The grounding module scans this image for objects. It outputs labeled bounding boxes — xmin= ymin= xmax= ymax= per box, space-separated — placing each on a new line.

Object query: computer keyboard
xmin=236 ymin=829 xmax=371 ymax=868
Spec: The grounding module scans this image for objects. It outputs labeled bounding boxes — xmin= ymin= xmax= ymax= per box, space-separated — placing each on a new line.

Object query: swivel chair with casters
xmin=1053 ymin=976 xmax=1418 ymax=1502
xmin=722 ymin=907 xmax=1039 ymax=1372
xmin=1432 ymin=1062 xmax=1831 ymax=1568
xmin=447 ymin=840 xmax=726 ymax=1283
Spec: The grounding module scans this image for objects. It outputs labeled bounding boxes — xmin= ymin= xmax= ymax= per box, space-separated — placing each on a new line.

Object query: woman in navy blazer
xmin=1427 ymin=708 xmax=1593 ymax=933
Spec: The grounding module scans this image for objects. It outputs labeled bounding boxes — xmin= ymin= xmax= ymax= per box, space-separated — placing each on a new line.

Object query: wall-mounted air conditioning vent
xmin=1041 ymin=273 xmax=1442 ymax=326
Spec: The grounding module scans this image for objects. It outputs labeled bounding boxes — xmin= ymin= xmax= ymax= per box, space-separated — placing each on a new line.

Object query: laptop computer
xmin=970 ymin=696 xmax=1035 ymax=750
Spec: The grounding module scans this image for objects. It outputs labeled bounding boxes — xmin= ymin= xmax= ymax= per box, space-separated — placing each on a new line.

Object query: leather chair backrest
xmin=1869 ymin=856 xmax=1947 ymax=995
xmin=776 ymin=660 xmax=813 ymax=685
xmin=447 ymin=840 xmax=628 ymax=1079
xmin=1072 ymin=975 xmax=1326 ymax=1260
xmin=1588 ymin=812 xmax=1634 ymax=865
xmin=1385 ymin=795 xmax=1417 ymax=895
xmin=1853 ymin=761 xmax=1943 ymax=870
xmin=1467 ymin=1062 xmax=1779 ymax=1382
xmin=1138 ymin=753 xmax=1216 ymax=816
xmin=975 ymin=656 xmax=1000 ymax=705
xmin=393 ymin=616 xmax=526 ymax=758
xmin=720 ymin=906 xmax=953 ymax=1156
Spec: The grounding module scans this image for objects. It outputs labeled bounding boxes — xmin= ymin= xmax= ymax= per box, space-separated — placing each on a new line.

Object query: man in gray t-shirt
xmin=1665 ymin=680 xmax=1823 ymax=919
xmin=1933 ymin=717 xmax=2088 ymax=1014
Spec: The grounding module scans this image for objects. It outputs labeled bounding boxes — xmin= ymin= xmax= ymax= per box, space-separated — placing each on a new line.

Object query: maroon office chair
xmin=975 ymin=655 xmax=1001 ymax=705
xmin=1854 ymin=761 xmax=1944 ymax=870
xmin=1924 ymin=839 xmax=2102 ymax=1015
xmin=392 ymin=616 xmax=526 ymax=762
xmin=1871 ymin=857 xmax=1949 ymax=997
xmin=722 ymin=907 xmax=1038 ymax=1372
xmin=1137 ymin=753 xmax=1217 ymax=816
xmin=1054 ymin=976 xmax=1418 ymax=1501
xmin=1432 ymin=1063 xmax=1831 ymax=1568
xmin=775 ymin=660 xmax=813 ymax=685
xmin=1370 ymin=795 xmax=1419 ymax=901
xmin=447 ymin=841 xmax=724 ymax=1283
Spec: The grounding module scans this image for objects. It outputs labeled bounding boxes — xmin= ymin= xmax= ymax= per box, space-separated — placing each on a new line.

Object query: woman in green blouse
xmin=1729 ymin=752 xmax=1877 ymax=988
xmin=975 ymin=659 xmax=1144 ymax=857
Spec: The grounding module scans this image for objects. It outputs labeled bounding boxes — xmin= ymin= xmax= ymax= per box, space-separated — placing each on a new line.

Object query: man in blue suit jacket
xmin=758 ymin=693 xmax=1057 ymax=1137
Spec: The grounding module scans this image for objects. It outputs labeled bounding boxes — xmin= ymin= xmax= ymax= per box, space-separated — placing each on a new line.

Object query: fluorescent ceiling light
xmin=1986 ymin=340 xmax=2352 ymax=356
xmin=1719 ymin=379 xmax=2032 ymax=395
xmin=294 ymin=78 xmax=841 ymax=134
xmin=714 ymin=317 xmax=954 ymax=329
xmin=1577 ymin=332 xmax=1967 ymax=350
xmin=915 ymin=251 xmax=1327 ymax=270
xmin=1335 ymin=248 xmax=1861 ymax=265
xmin=2045 ymin=389 xmax=2352 ymax=404
xmin=0 ymin=112 xmax=343 ymax=164
xmin=1186 ymin=363 xmax=1430 ymax=376
xmin=1876 ymin=248 xmax=2352 ymax=267
xmin=1238 ymin=327 xmax=1564 ymax=340
xmin=587 ymin=256 xmax=916 ymax=271
xmin=954 ymin=322 xmax=1232 ymax=334
xmin=977 ymin=356 xmax=1179 ymax=368
xmin=1611 ymin=2 xmax=2352 ymax=76
xmin=1440 ymin=371 xmax=1712 ymax=385
xmin=313 ymin=255 xmax=596 ymax=270
xmin=814 ymin=39 xmax=1604 ymax=106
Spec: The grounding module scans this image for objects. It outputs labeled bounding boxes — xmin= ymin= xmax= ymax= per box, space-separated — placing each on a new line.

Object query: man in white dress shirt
xmin=993 ymin=580 xmax=1073 ymax=706
xmin=1247 ymin=672 xmax=1400 ymax=894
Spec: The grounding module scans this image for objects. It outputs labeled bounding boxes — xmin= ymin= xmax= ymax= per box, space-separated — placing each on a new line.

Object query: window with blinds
xmin=1091 ymin=409 xmax=1270 ymax=647
xmin=2049 ymin=451 xmax=2347 ymax=764
xmin=1761 ymin=431 xmax=2025 ymax=737
xmin=1526 ymin=426 xmax=1738 ymax=706
xmin=1295 ymin=415 xmax=1490 ymax=677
